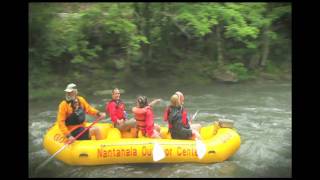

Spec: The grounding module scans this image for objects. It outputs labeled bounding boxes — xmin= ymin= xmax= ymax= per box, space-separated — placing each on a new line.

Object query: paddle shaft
xmin=190 ymin=110 xmax=207 ymax=159
xmin=35 ymin=116 xmax=104 ymax=173
xmin=191 ymin=110 xmax=199 ymax=124
xmin=68 ymin=116 xmax=104 ymax=144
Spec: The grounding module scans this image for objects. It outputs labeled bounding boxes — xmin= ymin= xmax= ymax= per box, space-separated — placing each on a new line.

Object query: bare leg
xmin=154 ymin=123 xmax=161 ymax=133
xmin=191 ymin=130 xmax=201 ymax=140
xmin=130 ymin=127 xmax=138 ymax=138
xmin=191 ymin=124 xmax=201 ymax=133
xmin=89 ymin=126 xmax=102 ymax=140
xmin=150 ymin=130 xmax=161 ymax=139
xmin=122 ymin=118 xmax=137 ymax=131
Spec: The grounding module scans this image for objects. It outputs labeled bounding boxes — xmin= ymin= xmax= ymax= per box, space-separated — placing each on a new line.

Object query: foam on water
xmin=29 ymin=82 xmax=291 ymax=177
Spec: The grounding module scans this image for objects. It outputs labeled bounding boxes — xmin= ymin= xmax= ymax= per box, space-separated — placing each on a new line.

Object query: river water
xmin=29 ymin=81 xmax=291 ymax=177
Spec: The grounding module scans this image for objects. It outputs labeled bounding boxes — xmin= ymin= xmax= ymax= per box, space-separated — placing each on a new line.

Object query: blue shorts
xmin=70 ymin=127 xmax=90 ymax=140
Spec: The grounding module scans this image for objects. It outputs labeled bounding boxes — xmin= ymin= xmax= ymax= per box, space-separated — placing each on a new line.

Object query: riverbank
xmin=29 ymin=66 xmax=291 ymax=102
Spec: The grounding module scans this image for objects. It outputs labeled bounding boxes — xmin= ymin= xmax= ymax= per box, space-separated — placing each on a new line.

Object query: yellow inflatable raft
xmin=43 ymin=120 xmax=241 ymax=165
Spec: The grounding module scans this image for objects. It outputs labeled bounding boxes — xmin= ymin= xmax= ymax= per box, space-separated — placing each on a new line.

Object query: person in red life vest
xmin=56 ymin=83 xmax=106 ymax=141
xmin=105 ymin=88 xmax=136 ymax=132
xmin=163 ymin=91 xmax=201 ymax=140
xmin=132 ymin=96 xmax=162 ymax=138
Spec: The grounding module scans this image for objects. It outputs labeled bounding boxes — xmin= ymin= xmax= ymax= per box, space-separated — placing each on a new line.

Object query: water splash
xmin=29 ymin=82 xmax=291 ymax=177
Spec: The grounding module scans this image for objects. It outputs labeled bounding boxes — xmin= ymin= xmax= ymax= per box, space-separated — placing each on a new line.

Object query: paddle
xmin=35 ymin=115 xmax=104 ymax=173
xmin=190 ymin=110 xmax=199 ymax=124
xmin=191 ymin=110 xmax=207 ymax=159
xmin=195 ymin=138 xmax=206 ymax=159
xmin=153 ymin=110 xmax=205 ymax=161
xmin=152 ymin=141 xmax=165 ymax=162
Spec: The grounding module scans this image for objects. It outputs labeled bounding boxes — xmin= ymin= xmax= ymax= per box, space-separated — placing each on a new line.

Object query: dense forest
xmin=29 ymin=3 xmax=291 ymax=100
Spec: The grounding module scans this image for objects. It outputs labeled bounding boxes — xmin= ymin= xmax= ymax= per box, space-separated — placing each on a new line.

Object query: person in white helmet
xmin=55 ymin=83 xmax=106 ymax=141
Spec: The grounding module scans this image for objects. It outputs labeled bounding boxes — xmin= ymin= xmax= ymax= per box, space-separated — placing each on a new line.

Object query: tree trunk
xmin=143 ymin=3 xmax=152 ymax=61
xmin=133 ymin=3 xmax=152 ymax=63
xmin=248 ymin=53 xmax=260 ymax=70
xmin=216 ymin=24 xmax=224 ymax=65
xmin=137 ymin=3 xmax=153 ymax=74
xmin=260 ymin=26 xmax=270 ymax=67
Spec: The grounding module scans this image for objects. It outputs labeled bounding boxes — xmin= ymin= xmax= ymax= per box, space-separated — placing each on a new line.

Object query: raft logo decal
xmin=177 ymin=147 xmax=197 ymax=157
xmin=97 ymin=146 xmax=138 ymax=158
xmin=53 ymin=133 xmax=66 ymax=143
xmin=96 ymin=144 xmax=199 ymax=158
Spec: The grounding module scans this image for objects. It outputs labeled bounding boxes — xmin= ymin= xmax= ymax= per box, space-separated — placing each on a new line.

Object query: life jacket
xmin=166 ymin=106 xmax=189 ymax=131
xmin=106 ymin=99 xmax=126 ymax=120
xmin=65 ymin=99 xmax=86 ymax=126
xmin=132 ymin=106 xmax=148 ymax=135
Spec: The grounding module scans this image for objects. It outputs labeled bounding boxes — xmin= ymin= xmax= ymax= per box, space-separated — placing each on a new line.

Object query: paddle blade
xmin=152 ymin=142 xmax=165 ymax=162
xmin=35 ymin=143 xmax=69 ymax=173
xmin=196 ymin=139 xmax=207 ymax=159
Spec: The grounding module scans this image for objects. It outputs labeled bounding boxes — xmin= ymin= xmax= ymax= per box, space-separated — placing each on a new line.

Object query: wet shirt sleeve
xmin=56 ymin=102 xmax=69 ymax=135
xmin=79 ymin=96 xmax=99 ymax=117
xmin=163 ymin=107 xmax=169 ymax=122
xmin=182 ymin=109 xmax=190 ymax=129
xmin=185 ymin=114 xmax=191 ymax=129
xmin=145 ymin=107 xmax=155 ymax=137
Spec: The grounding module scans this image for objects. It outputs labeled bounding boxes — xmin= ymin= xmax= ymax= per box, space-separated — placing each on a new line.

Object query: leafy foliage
xmin=29 ymin=2 xmax=291 ymax=97
xmin=226 ymin=63 xmax=251 ymax=81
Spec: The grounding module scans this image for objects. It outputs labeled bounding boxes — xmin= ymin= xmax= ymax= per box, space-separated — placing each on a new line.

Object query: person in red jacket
xmin=132 ymin=96 xmax=161 ymax=138
xmin=105 ymin=88 xmax=136 ymax=131
xmin=56 ymin=83 xmax=106 ymax=141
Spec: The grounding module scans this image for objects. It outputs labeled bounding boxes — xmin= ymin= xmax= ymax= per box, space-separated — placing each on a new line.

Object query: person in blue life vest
xmin=163 ymin=91 xmax=202 ymax=140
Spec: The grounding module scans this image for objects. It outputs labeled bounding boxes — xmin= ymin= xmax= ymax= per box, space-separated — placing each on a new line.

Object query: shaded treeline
xmin=29 ymin=3 xmax=291 ymax=99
